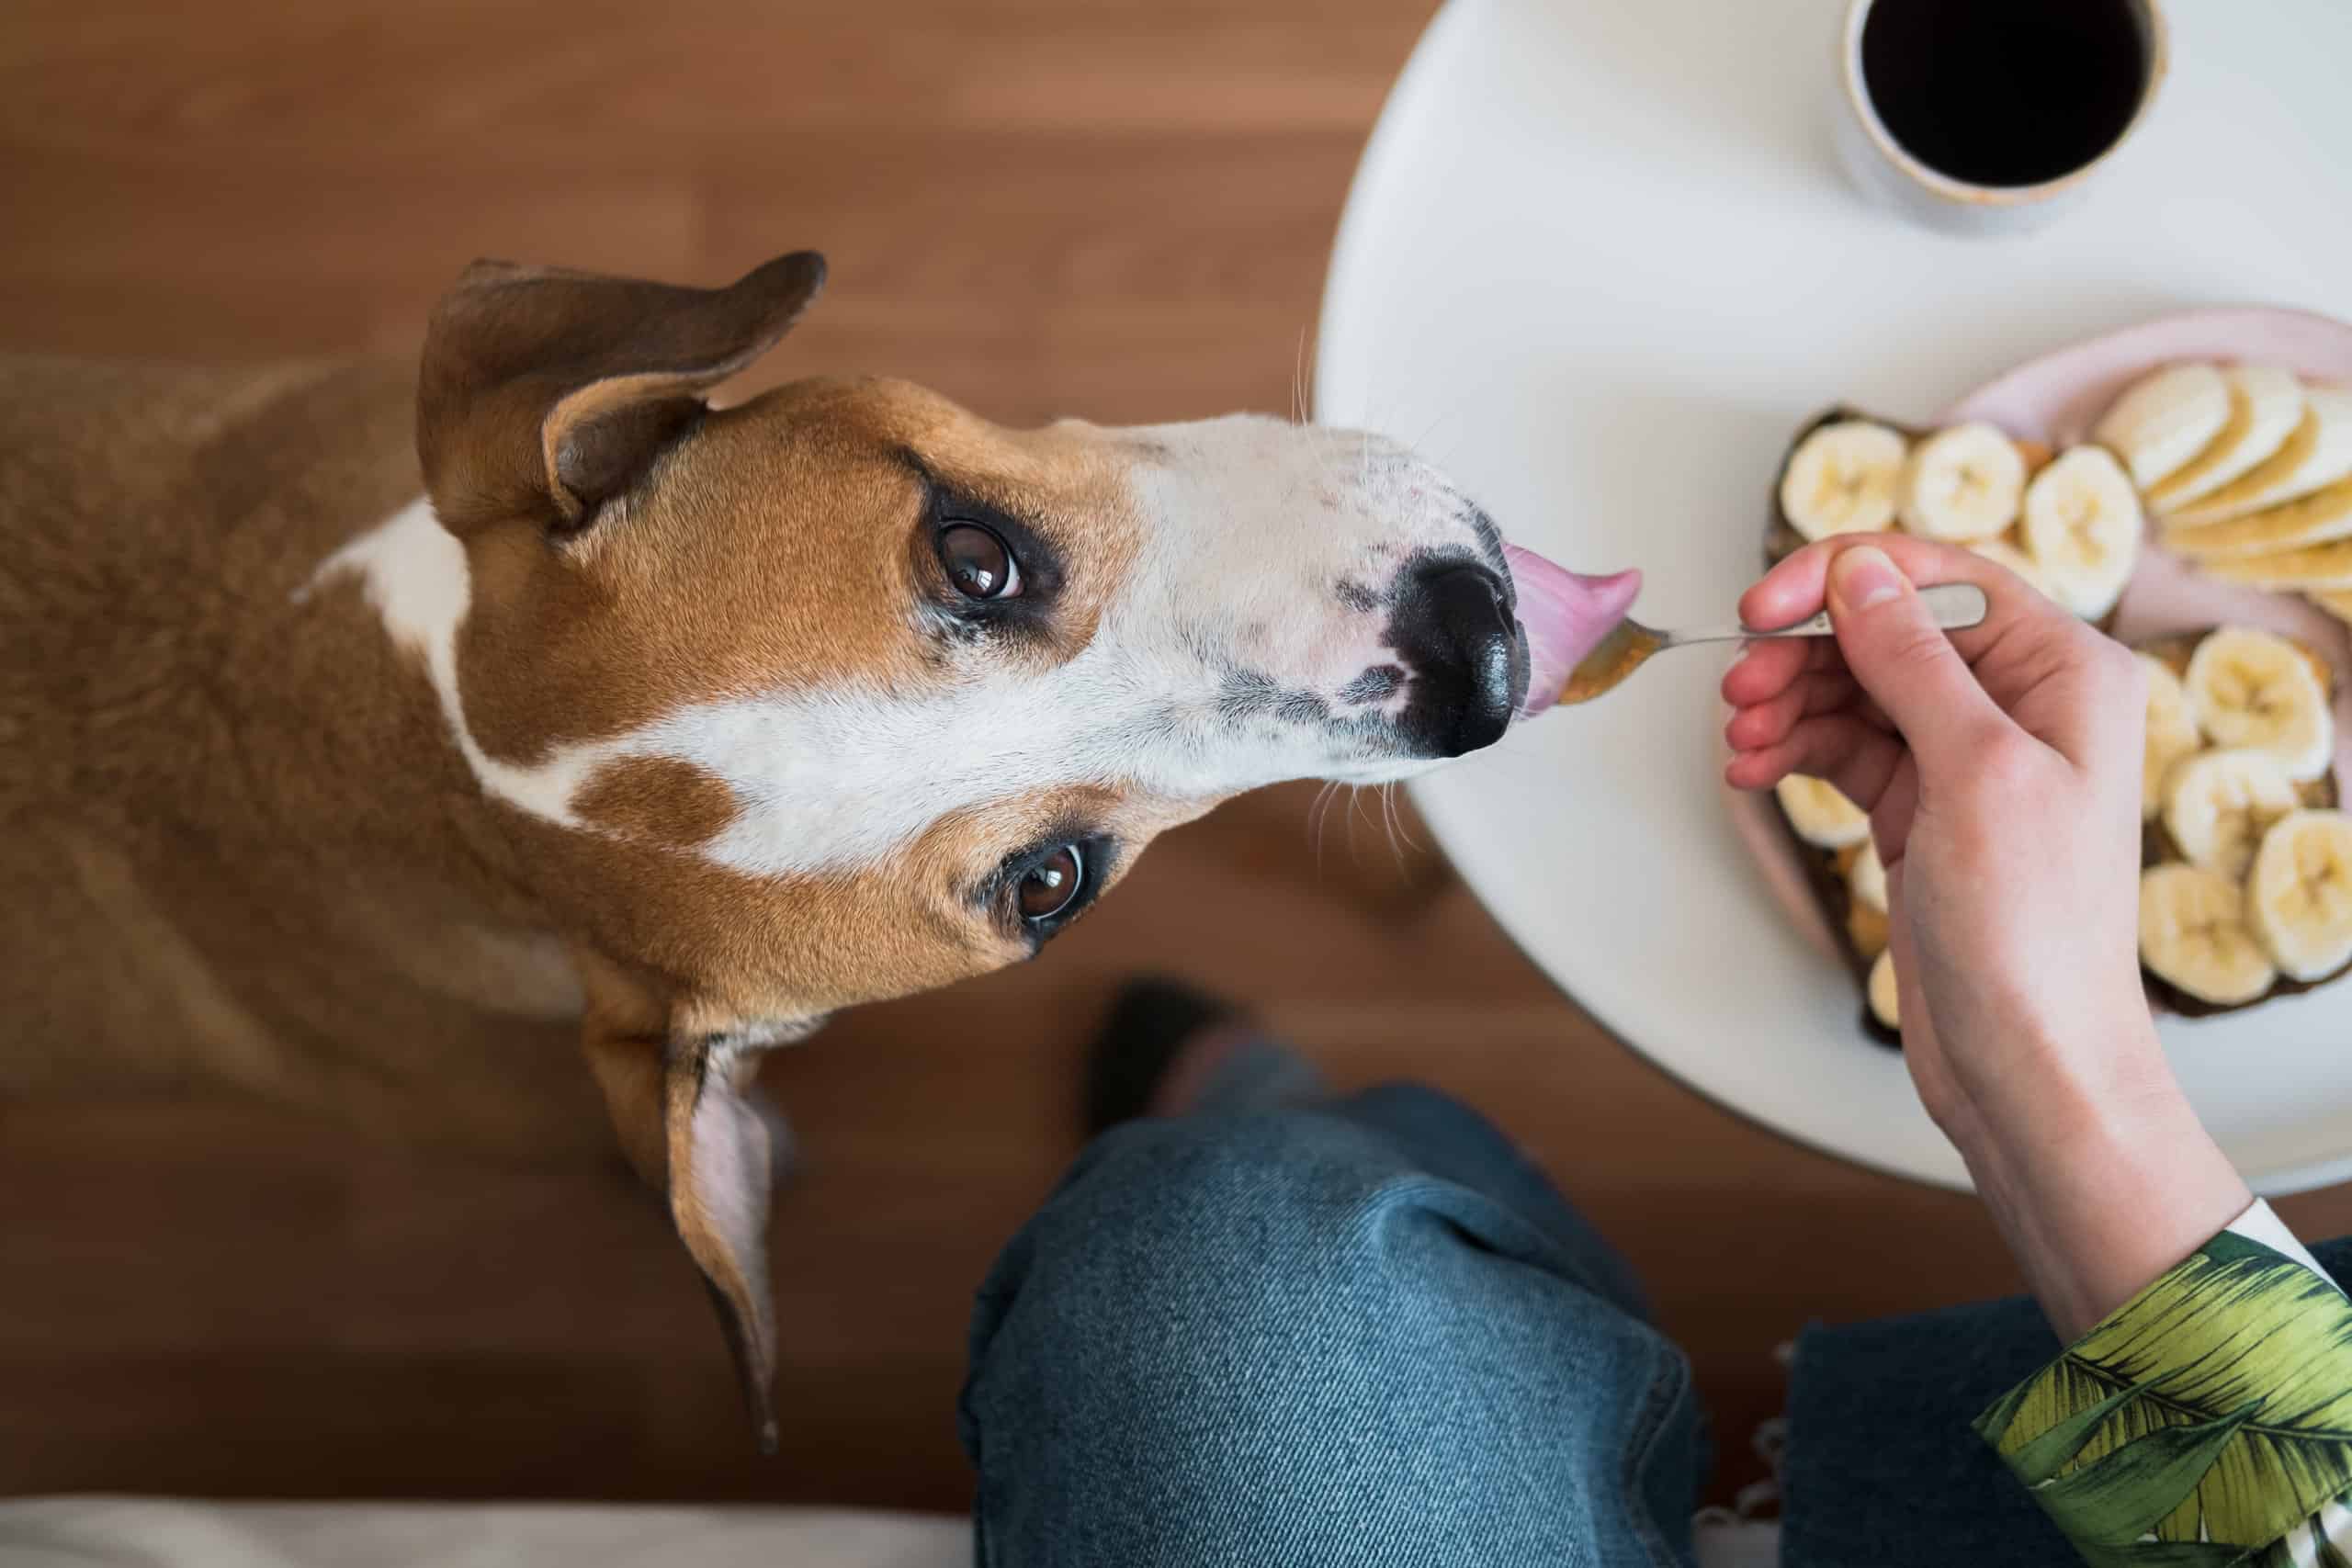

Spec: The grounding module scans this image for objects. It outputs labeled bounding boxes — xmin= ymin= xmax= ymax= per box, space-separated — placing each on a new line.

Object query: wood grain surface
xmin=6 ymin=0 xmax=2346 ymax=1516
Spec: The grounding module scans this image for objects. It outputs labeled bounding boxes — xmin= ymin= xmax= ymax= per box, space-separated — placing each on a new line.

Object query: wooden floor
xmin=6 ymin=0 xmax=2350 ymax=1517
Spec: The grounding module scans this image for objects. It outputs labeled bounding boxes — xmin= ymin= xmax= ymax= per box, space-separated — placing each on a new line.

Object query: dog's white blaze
xmin=310 ymin=418 xmax=1490 ymax=879
xmin=308 ymin=500 xmax=605 ymax=830
xmin=310 ymin=502 xmax=1319 ymax=874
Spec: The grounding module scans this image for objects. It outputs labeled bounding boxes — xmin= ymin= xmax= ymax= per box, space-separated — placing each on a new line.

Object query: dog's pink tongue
xmin=1504 ymin=545 xmax=1642 ymax=718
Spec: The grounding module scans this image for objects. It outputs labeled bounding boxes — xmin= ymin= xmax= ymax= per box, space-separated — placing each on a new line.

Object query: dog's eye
xmin=940 ymin=523 xmax=1021 ymax=600
xmin=1017 ymin=845 xmax=1084 ymax=922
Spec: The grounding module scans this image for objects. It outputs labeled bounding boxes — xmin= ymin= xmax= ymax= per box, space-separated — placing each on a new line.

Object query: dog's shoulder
xmin=0 ymin=353 xmax=418 ymax=568
xmin=2 ymin=355 xmax=422 ymax=807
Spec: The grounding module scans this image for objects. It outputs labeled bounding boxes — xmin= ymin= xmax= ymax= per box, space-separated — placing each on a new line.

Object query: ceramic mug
xmin=1834 ymin=0 xmax=2169 ymax=235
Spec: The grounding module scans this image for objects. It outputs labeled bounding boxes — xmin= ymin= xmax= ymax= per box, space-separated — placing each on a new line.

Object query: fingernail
xmin=1831 ymin=545 xmax=1905 ymax=612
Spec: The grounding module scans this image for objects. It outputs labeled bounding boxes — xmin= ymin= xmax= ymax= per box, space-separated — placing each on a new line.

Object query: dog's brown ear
xmin=417 ymin=252 xmax=826 ymax=533
xmin=585 ymin=1028 xmax=786 ymax=1453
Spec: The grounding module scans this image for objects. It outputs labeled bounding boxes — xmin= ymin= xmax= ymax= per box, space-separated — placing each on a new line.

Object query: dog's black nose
xmin=1389 ymin=560 xmax=1523 ymax=758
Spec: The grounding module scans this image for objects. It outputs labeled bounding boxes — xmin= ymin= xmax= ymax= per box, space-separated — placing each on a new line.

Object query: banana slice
xmin=1865 ymin=947 xmax=1901 ymax=1030
xmin=2182 ymin=626 xmax=2335 ymax=781
xmin=2140 ymin=654 xmax=2202 ymax=821
xmin=1899 ymin=423 xmax=2027 ymax=541
xmin=2197 ymin=538 xmax=2352 ymax=592
xmin=2314 ymin=590 xmax=2352 ymax=626
xmin=2139 ymin=862 xmax=2278 ymax=1006
xmin=2163 ymin=747 xmax=2301 ymax=882
xmin=1968 ymin=536 xmax=2054 ymax=602
xmin=1776 ymin=773 xmax=1871 ymax=850
xmin=2018 ymin=446 xmax=2143 ymax=619
xmin=2094 ymin=363 xmax=2231 ymax=490
xmin=1781 ymin=421 xmax=1907 ymax=541
xmin=2247 ymin=809 xmax=2352 ymax=982
xmin=2145 ymin=366 xmax=2306 ymax=514
xmin=2167 ymin=383 xmax=2352 ymax=527
xmin=1847 ymin=838 xmax=1888 ymax=913
xmin=2164 ymin=472 xmax=2352 ymax=560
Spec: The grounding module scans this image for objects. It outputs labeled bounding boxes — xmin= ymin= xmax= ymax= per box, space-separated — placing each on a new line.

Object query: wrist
xmin=1939 ymin=1006 xmax=2168 ymax=1165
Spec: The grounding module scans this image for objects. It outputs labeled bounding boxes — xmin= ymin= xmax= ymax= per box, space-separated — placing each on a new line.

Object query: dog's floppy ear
xmin=584 ymin=1027 xmax=786 ymax=1453
xmin=416 ymin=251 xmax=826 ymax=533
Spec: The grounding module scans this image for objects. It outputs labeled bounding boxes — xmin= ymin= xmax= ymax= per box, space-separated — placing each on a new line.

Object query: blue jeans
xmin=959 ymin=1085 xmax=1704 ymax=1567
xmin=959 ymin=1079 xmax=2352 ymax=1566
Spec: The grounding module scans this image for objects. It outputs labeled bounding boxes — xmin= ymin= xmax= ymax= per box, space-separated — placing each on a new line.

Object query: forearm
xmin=1948 ymin=1037 xmax=2252 ymax=1340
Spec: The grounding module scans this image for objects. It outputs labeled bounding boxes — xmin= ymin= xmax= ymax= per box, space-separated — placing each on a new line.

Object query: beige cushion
xmin=0 ymin=1497 xmax=971 ymax=1568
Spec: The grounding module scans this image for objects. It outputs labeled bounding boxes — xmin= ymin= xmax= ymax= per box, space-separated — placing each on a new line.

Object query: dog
xmin=1 ymin=252 xmax=1572 ymax=1446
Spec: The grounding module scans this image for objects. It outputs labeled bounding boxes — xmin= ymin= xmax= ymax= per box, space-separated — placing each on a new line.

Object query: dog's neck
xmin=291 ymin=496 xmax=548 ymax=909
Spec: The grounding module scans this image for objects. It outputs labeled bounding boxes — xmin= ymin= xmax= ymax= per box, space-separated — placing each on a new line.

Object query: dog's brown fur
xmin=3 ymin=250 xmax=1516 ymax=1446
xmin=0 ymin=255 xmax=1218 ymax=1446
xmin=1 ymin=355 xmax=583 ymax=1134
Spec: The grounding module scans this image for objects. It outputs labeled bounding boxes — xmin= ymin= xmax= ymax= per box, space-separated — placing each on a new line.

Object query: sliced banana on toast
xmin=2315 ymin=590 xmax=2352 ymax=626
xmin=2162 ymin=471 xmax=2352 ymax=560
xmin=2182 ymin=626 xmax=2336 ymax=781
xmin=1865 ymin=947 xmax=1901 ymax=1031
xmin=1781 ymin=420 xmax=1907 ymax=541
xmin=2139 ymin=862 xmax=2278 ymax=1007
xmin=1846 ymin=838 xmax=1888 ymax=913
xmin=2095 ymin=363 xmax=2232 ymax=490
xmin=1899 ymin=422 xmax=2027 ymax=541
xmin=2195 ymin=538 xmax=2352 ymax=592
xmin=2163 ymin=747 xmax=2301 ymax=883
xmin=1776 ymin=774 xmax=1871 ymax=850
xmin=2144 ymin=366 xmax=2305 ymax=514
xmin=2140 ymin=653 xmax=2202 ymax=821
xmin=2166 ymin=383 xmax=2352 ymax=527
xmin=1965 ymin=536 xmax=2053 ymax=601
xmin=2247 ymin=809 xmax=2352 ymax=982
xmin=2018 ymin=446 xmax=2142 ymax=619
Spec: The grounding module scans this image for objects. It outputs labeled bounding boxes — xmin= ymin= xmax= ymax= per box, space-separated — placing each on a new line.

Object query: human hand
xmin=1723 ymin=538 xmax=2249 ymax=1335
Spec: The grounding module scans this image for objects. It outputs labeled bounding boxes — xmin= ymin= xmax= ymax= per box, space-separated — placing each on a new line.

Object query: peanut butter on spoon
xmin=1549 ymin=581 xmax=1990 ymax=707
xmin=1558 ymin=620 xmax=1667 ymax=705
xmin=1503 ymin=546 xmax=1644 ymax=718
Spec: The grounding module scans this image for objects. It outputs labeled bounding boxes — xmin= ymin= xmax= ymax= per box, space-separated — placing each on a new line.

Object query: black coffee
xmin=1860 ymin=0 xmax=2148 ymax=187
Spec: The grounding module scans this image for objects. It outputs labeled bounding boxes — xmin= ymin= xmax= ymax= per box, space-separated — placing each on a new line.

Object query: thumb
xmin=1826 ymin=545 xmax=2008 ymax=776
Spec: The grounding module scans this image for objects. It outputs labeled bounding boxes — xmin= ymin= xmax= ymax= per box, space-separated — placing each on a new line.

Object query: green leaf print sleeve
xmin=1974 ymin=1207 xmax=2352 ymax=1567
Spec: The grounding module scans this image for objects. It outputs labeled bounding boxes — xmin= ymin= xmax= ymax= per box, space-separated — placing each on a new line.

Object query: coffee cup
xmin=1835 ymin=0 xmax=2168 ymax=235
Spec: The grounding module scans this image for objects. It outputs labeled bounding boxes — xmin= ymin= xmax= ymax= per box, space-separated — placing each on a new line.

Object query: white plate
xmin=1316 ymin=0 xmax=2352 ymax=1192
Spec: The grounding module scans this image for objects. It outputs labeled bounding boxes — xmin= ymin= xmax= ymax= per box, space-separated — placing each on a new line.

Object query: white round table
xmin=1316 ymin=0 xmax=2352 ymax=1191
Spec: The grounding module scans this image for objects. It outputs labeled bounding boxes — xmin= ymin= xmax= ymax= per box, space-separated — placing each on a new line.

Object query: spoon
xmin=1556 ymin=581 xmax=1990 ymax=705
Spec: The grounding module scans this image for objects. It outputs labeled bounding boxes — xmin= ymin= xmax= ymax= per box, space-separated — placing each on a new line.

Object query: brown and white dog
xmin=0 ymin=253 xmax=1634 ymax=1444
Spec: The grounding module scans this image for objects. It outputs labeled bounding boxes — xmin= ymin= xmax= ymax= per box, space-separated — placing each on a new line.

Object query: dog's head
xmin=393 ymin=253 xmax=1628 ymax=1442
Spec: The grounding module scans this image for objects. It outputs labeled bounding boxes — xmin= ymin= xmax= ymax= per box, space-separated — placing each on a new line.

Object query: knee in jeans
xmin=1023 ymin=1111 xmax=1403 ymax=1344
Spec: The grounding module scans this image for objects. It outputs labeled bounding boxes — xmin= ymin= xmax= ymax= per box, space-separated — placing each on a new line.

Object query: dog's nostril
xmin=1396 ymin=563 xmax=1520 ymax=758
xmin=1422 ymin=563 xmax=1504 ymax=625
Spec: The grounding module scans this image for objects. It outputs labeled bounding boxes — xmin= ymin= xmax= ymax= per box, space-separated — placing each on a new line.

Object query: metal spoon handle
xmin=1667 ymin=581 xmax=1988 ymax=649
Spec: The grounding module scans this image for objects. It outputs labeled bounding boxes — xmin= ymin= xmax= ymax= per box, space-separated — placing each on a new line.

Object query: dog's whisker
xmin=1379 ymin=782 xmax=1408 ymax=872
xmin=1306 ymin=779 xmax=1342 ymax=877
xmin=1291 ymin=328 xmax=1358 ymax=509
xmin=1344 ymin=782 xmax=1374 ymax=870
xmin=1291 ymin=326 xmax=1311 ymax=427
xmin=1322 ymin=782 xmax=1348 ymax=875
xmin=1404 ymin=389 xmax=1487 ymax=467
xmin=1386 ymin=781 xmax=1426 ymax=856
